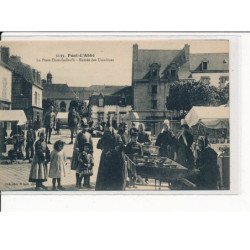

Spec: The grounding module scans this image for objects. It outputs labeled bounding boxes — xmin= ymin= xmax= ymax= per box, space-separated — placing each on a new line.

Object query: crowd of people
xmin=3 ymin=105 xmax=220 ymax=191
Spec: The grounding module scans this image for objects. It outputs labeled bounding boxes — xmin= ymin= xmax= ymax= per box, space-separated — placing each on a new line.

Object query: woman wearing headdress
xmin=176 ymin=119 xmax=194 ymax=169
xmin=196 ymin=136 xmax=218 ymax=190
xmin=155 ymin=119 xmax=176 ymax=160
xmin=29 ymin=129 xmax=50 ymax=190
xmin=95 ymin=124 xmax=126 ymax=190
xmin=137 ymin=123 xmax=151 ymax=146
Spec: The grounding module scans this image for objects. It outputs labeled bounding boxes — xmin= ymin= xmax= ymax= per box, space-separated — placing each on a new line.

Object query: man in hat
xmin=176 ymin=119 xmax=194 ymax=169
xmin=68 ymin=106 xmax=81 ymax=144
xmin=155 ymin=119 xmax=177 ymax=160
xmin=44 ymin=105 xmax=56 ymax=144
xmin=25 ymin=123 xmax=36 ymax=162
xmin=71 ymin=118 xmax=93 ymax=189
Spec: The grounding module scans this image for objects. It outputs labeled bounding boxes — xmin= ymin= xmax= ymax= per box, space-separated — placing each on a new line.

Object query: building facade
xmin=132 ymin=44 xmax=229 ymax=135
xmin=0 ymin=47 xmax=43 ymax=123
xmin=89 ymin=89 xmax=132 ymax=127
xmin=189 ymin=53 xmax=229 ymax=87
xmin=0 ymin=59 xmax=12 ymax=110
xmin=42 ymin=72 xmax=78 ymax=113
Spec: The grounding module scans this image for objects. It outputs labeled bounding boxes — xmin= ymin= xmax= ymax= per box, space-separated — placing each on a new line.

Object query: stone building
xmin=0 ymin=48 xmax=12 ymax=110
xmin=132 ymin=44 xmax=229 ymax=135
xmin=0 ymin=47 xmax=43 ymax=123
xmin=88 ymin=86 xmax=132 ymax=127
xmin=42 ymin=72 xmax=78 ymax=112
xmin=189 ymin=53 xmax=229 ymax=87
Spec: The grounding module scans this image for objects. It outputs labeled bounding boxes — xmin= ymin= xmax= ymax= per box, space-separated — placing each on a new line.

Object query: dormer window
xmin=119 ymin=93 xmax=126 ymax=106
xmin=171 ymin=69 xmax=176 ymax=77
xmin=149 ymin=63 xmax=161 ymax=80
xmin=98 ymin=94 xmax=104 ymax=107
xmin=201 ymin=59 xmax=209 ymax=71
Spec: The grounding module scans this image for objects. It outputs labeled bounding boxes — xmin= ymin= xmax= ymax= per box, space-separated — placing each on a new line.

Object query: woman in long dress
xmin=29 ymin=130 xmax=50 ymax=190
xmin=95 ymin=125 xmax=126 ymax=191
xmin=155 ymin=119 xmax=177 ymax=159
xmin=196 ymin=136 xmax=218 ymax=190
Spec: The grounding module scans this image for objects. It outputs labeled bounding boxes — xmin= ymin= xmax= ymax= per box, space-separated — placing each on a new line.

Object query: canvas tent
xmin=0 ymin=110 xmax=27 ymax=125
xmin=185 ymin=106 xmax=229 ymax=129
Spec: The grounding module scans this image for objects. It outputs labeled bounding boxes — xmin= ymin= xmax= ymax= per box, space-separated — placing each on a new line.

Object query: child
xmin=49 ymin=140 xmax=67 ymax=191
xmin=76 ymin=143 xmax=94 ymax=189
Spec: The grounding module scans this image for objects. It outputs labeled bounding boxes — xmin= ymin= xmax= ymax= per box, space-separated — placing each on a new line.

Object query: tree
xmin=166 ymin=80 xmax=228 ymax=113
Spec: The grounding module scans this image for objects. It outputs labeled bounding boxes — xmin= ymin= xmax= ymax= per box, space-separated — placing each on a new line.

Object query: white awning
xmin=185 ymin=106 xmax=230 ymax=129
xmin=0 ymin=110 xmax=27 ymax=125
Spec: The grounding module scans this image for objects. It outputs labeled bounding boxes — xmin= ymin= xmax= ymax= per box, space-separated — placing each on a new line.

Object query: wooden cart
xmin=124 ymin=154 xmax=198 ymax=190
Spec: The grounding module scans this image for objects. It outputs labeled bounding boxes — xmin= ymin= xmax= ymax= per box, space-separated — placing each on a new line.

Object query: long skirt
xmin=71 ymin=149 xmax=78 ymax=170
xmin=95 ymin=150 xmax=126 ymax=191
xmin=29 ymin=155 xmax=48 ymax=182
xmin=176 ymin=145 xmax=194 ymax=169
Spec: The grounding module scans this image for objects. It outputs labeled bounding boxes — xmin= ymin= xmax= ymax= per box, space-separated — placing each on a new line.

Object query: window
xmin=151 ymin=85 xmax=157 ymax=94
xmin=219 ymin=76 xmax=229 ymax=87
xmin=119 ymin=93 xmax=126 ymax=106
xmin=97 ymin=112 xmax=104 ymax=122
xmin=2 ymin=78 xmax=7 ymax=99
xmin=37 ymin=93 xmax=41 ymax=107
xmin=98 ymin=97 xmax=104 ymax=107
xmin=170 ymin=69 xmax=176 ymax=77
xmin=202 ymin=61 xmax=208 ymax=70
xmin=149 ymin=63 xmax=160 ymax=80
xmin=151 ymin=100 xmax=157 ymax=109
xmin=34 ymin=91 xmax=38 ymax=106
xmin=201 ymin=76 xmax=210 ymax=84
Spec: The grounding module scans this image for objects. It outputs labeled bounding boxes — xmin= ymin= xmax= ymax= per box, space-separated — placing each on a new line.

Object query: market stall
xmin=185 ymin=106 xmax=229 ymax=129
xmin=0 ymin=110 xmax=27 ymax=159
xmin=124 ymin=153 xmax=198 ymax=190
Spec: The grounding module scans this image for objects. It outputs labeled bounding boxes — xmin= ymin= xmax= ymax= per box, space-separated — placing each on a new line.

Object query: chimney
xmin=184 ymin=44 xmax=190 ymax=61
xmin=10 ymin=55 xmax=21 ymax=63
xmin=32 ymin=69 xmax=37 ymax=82
xmin=0 ymin=47 xmax=10 ymax=64
xmin=133 ymin=44 xmax=138 ymax=61
xmin=36 ymin=71 xmax=41 ymax=84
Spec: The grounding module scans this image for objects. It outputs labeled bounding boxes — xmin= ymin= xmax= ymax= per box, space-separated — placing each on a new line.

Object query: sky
xmin=0 ymin=39 xmax=229 ymax=87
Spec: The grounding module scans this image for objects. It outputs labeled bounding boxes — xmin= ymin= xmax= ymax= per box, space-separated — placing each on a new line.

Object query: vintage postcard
xmin=0 ymin=35 xmax=237 ymax=194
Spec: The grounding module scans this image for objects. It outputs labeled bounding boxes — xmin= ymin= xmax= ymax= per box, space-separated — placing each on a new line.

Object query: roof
xmin=0 ymin=110 xmax=27 ymax=125
xmin=133 ymin=49 xmax=181 ymax=80
xmin=43 ymin=83 xmax=77 ymax=100
xmin=0 ymin=60 xmax=12 ymax=71
xmin=189 ymin=53 xmax=229 ymax=72
xmin=185 ymin=106 xmax=229 ymax=129
xmin=89 ymin=94 xmax=132 ymax=106
xmin=8 ymin=58 xmax=42 ymax=87
xmin=70 ymin=85 xmax=130 ymax=100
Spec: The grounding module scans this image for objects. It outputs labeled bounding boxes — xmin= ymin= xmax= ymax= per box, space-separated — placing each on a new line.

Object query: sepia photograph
xmin=0 ymin=38 xmax=231 ymax=192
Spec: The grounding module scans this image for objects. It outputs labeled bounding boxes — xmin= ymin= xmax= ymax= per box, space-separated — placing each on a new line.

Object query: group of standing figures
xmin=27 ymin=112 xmax=218 ymax=191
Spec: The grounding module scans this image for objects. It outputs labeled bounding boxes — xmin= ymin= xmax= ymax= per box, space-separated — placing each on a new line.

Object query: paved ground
xmin=0 ymin=129 xmax=169 ymax=191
